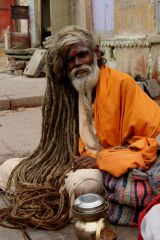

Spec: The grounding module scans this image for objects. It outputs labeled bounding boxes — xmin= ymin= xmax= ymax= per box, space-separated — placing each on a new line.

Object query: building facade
xmin=1 ymin=0 xmax=160 ymax=83
xmin=31 ymin=0 xmax=160 ymax=82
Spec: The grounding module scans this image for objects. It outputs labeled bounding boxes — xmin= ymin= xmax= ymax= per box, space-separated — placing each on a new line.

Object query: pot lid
xmin=73 ymin=193 xmax=104 ymax=210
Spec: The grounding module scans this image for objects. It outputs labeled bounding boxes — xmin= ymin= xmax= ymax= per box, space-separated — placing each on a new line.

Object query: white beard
xmin=69 ymin=55 xmax=100 ymax=142
xmin=68 ymin=55 xmax=100 ymax=96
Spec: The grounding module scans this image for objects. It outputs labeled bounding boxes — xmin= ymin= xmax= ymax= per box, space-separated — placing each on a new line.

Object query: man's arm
xmin=73 ymin=155 xmax=97 ymax=170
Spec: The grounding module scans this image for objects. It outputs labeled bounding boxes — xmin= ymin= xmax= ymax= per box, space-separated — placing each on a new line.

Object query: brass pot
xmin=72 ymin=193 xmax=110 ymax=240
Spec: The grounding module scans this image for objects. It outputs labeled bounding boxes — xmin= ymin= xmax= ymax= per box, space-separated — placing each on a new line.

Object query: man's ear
xmin=95 ymin=45 xmax=101 ymax=60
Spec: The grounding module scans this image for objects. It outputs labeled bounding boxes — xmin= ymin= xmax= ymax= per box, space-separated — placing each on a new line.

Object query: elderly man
xmin=0 ymin=25 xmax=160 ymax=229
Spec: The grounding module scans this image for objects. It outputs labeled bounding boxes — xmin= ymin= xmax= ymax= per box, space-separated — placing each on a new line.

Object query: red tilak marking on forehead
xmin=68 ymin=49 xmax=77 ymax=57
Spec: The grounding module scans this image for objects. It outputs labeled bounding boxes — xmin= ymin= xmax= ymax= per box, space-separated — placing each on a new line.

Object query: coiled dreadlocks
xmin=0 ymin=26 xmax=104 ymax=230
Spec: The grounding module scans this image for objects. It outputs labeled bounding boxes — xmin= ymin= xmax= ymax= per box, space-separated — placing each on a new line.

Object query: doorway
xmin=41 ymin=0 xmax=51 ymax=42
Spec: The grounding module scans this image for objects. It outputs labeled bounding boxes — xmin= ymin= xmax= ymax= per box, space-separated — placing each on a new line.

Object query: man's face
xmin=66 ymin=43 xmax=95 ymax=78
xmin=65 ymin=43 xmax=99 ymax=93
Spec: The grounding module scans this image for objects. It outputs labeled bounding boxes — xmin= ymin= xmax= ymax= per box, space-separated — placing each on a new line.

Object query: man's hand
xmin=73 ymin=155 xmax=97 ymax=170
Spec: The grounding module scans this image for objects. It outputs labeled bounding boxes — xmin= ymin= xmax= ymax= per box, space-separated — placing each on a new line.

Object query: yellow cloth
xmin=79 ymin=66 xmax=160 ymax=177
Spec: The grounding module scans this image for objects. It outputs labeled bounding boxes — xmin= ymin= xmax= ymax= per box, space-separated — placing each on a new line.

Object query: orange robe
xmin=79 ymin=66 xmax=160 ymax=177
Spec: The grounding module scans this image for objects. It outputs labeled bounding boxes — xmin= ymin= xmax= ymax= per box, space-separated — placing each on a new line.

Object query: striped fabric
xmin=103 ymin=156 xmax=160 ymax=226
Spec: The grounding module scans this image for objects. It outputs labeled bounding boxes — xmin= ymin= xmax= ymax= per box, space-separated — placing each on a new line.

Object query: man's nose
xmin=75 ymin=57 xmax=82 ymax=66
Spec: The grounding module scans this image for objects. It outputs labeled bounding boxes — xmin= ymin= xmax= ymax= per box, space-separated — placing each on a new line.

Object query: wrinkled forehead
xmin=58 ymin=33 xmax=94 ymax=59
xmin=61 ymin=41 xmax=91 ymax=60
xmin=66 ymin=43 xmax=91 ymax=58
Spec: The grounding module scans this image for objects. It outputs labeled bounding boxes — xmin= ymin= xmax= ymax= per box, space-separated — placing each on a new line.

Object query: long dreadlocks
xmin=0 ymin=26 xmax=104 ymax=230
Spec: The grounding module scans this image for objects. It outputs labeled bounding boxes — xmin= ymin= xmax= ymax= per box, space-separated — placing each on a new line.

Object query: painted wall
xmin=0 ymin=0 xmax=15 ymax=42
xmin=93 ymin=0 xmax=114 ymax=34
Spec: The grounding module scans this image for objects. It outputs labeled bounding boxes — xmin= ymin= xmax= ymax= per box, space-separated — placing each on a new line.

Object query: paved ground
xmin=0 ymin=73 xmax=46 ymax=110
xmin=0 ymin=72 xmax=45 ymax=163
xmin=0 ymin=107 xmax=42 ymax=164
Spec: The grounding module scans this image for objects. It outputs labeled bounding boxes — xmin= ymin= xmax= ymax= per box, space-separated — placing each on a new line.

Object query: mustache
xmin=70 ymin=64 xmax=92 ymax=78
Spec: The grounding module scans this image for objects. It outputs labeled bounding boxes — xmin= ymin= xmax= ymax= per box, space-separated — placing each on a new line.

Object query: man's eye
xmin=67 ymin=57 xmax=74 ymax=63
xmin=78 ymin=52 xmax=88 ymax=58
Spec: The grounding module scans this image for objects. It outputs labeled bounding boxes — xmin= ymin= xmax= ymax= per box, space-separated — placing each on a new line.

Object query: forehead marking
xmin=69 ymin=49 xmax=77 ymax=57
xmin=68 ymin=44 xmax=89 ymax=57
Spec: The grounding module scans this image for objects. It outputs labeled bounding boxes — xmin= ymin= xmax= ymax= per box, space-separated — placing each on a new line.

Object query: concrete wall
xmin=28 ymin=0 xmax=91 ymax=46
xmin=50 ymin=0 xmax=72 ymax=34
xmin=150 ymin=44 xmax=160 ymax=83
xmin=113 ymin=47 xmax=150 ymax=79
xmin=50 ymin=0 xmax=89 ymax=33
xmin=27 ymin=0 xmax=36 ymax=46
xmin=97 ymin=0 xmax=160 ymax=82
xmin=114 ymin=0 xmax=155 ymax=36
xmin=101 ymin=36 xmax=160 ymax=82
xmin=71 ymin=0 xmax=86 ymax=28
xmin=34 ymin=0 xmax=41 ymax=47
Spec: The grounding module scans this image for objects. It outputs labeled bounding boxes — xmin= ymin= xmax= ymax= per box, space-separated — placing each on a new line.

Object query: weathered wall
xmin=98 ymin=0 xmax=160 ymax=83
xmin=27 ymin=0 xmax=36 ymax=46
xmin=30 ymin=0 xmax=91 ymax=46
xmin=70 ymin=0 xmax=86 ymax=28
xmin=115 ymin=0 xmax=155 ymax=36
xmin=150 ymin=44 xmax=160 ymax=83
xmin=101 ymin=36 xmax=160 ymax=82
xmin=34 ymin=0 xmax=41 ymax=47
xmin=50 ymin=0 xmax=72 ymax=34
xmin=114 ymin=47 xmax=150 ymax=79
xmin=50 ymin=0 xmax=88 ymax=34
xmin=25 ymin=0 xmax=160 ymax=85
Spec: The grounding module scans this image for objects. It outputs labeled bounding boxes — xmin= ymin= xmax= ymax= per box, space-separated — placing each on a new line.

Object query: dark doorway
xmin=41 ymin=0 xmax=51 ymax=42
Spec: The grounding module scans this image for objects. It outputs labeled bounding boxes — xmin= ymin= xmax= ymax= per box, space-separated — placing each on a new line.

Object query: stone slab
xmin=5 ymin=48 xmax=36 ymax=55
xmin=0 ymin=96 xmax=10 ymax=111
xmin=26 ymin=225 xmax=78 ymax=240
xmin=10 ymin=96 xmax=43 ymax=110
xmin=8 ymin=55 xmax=31 ymax=60
xmin=23 ymin=49 xmax=46 ymax=77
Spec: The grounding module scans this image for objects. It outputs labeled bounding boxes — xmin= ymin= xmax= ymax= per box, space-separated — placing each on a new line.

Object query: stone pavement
xmin=0 ymin=72 xmax=45 ymax=162
xmin=0 ymin=73 xmax=46 ymax=111
xmin=0 ymin=107 xmax=42 ymax=164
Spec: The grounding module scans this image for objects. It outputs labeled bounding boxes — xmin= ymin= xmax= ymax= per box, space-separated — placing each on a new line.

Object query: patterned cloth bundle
xmin=103 ymin=156 xmax=160 ymax=226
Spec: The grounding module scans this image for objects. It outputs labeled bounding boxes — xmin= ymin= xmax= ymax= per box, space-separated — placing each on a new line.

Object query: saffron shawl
xmin=80 ymin=66 xmax=160 ymax=177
